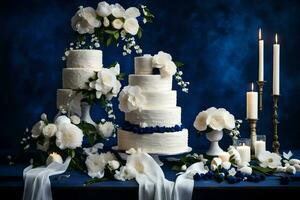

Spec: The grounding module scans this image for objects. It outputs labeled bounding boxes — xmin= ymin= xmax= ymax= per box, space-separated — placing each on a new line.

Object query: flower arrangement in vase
xmin=193 ymin=107 xmax=242 ymax=156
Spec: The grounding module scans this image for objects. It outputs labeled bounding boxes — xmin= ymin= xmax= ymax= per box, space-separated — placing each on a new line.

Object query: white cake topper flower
xmin=118 ymin=86 xmax=146 ymax=112
xmin=71 ymin=7 xmax=100 ymax=34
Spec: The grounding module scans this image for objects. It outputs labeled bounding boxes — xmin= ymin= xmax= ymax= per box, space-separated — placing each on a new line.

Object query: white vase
xmin=206 ymin=130 xmax=224 ymax=156
xmin=81 ymin=102 xmax=96 ymax=126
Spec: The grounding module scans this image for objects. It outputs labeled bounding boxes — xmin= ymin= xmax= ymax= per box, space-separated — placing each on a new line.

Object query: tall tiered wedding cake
xmin=56 ymin=50 xmax=103 ymax=115
xmin=117 ymin=53 xmax=189 ymax=154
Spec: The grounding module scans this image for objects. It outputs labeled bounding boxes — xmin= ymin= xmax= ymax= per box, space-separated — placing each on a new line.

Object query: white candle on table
xmin=273 ymin=34 xmax=280 ymax=95
xmin=254 ymin=140 xmax=266 ymax=157
xmin=246 ymin=83 xmax=258 ymax=119
xmin=237 ymin=144 xmax=251 ymax=163
xmin=258 ymin=28 xmax=264 ymax=82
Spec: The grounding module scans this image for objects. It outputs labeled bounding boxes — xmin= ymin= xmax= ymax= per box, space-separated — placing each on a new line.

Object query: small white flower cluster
xmin=193 ymin=107 xmax=237 ymax=133
xmin=175 ymin=70 xmax=189 ymax=93
xmin=121 ymin=35 xmax=142 ymax=56
xmin=273 ymin=151 xmax=300 ymax=174
xmin=105 ymin=102 xmax=116 ymax=120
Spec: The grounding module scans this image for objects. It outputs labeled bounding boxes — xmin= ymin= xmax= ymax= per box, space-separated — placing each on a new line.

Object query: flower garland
xmin=61 ymin=2 xmax=154 ymax=60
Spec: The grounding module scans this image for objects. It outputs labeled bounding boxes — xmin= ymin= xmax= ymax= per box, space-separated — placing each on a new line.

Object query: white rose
xmin=160 ymin=61 xmax=177 ymax=77
xmin=207 ymin=109 xmax=226 ymax=131
xmin=110 ymin=3 xmax=125 ymax=18
xmin=71 ymin=7 xmax=100 ymax=34
xmin=70 ymin=115 xmax=81 ymax=125
xmin=108 ymin=160 xmax=120 ymax=170
xmin=112 ymin=19 xmax=124 ymax=29
xmin=93 ymin=68 xmax=118 ymax=99
xmin=125 ymin=7 xmax=141 ymax=18
xmin=46 ymin=152 xmax=63 ymax=166
xmin=193 ymin=111 xmax=209 ymax=131
xmin=103 ymin=17 xmax=110 ymax=27
xmin=218 ymin=108 xmax=235 ymax=130
xmin=42 ymin=123 xmax=57 ymax=138
xmin=123 ymin=18 xmax=139 ymax=35
xmin=106 ymin=80 xmax=122 ymax=100
xmin=97 ymin=121 xmax=115 ymax=138
xmin=96 ymin=1 xmax=111 ymax=17
xmin=118 ymin=86 xmax=146 ymax=112
xmin=55 ymin=115 xmax=71 ymax=127
xmin=238 ymin=166 xmax=252 ymax=175
xmin=31 ymin=121 xmax=45 ymax=138
xmin=55 ymin=123 xmax=83 ymax=150
xmin=85 ymin=152 xmax=116 ymax=178
xmin=152 ymin=51 xmax=172 ymax=68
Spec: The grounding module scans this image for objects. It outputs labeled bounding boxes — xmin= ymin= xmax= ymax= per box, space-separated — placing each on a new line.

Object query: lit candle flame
xmin=275 ymin=33 xmax=278 ymax=44
xmin=251 ymin=82 xmax=254 ymax=91
xmin=259 ymin=28 xmax=262 ymax=40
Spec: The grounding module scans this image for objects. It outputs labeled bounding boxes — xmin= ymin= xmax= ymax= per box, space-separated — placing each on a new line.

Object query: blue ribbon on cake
xmin=122 ymin=121 xmax=183 ymax=134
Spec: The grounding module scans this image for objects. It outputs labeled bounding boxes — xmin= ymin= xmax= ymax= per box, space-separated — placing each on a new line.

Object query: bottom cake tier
xmin=117 ymin=129 xmax=189 ymax=154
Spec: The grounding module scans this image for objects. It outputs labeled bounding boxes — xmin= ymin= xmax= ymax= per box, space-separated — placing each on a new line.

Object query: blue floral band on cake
xmin=122 ymin=121 xmax=184 ymax=134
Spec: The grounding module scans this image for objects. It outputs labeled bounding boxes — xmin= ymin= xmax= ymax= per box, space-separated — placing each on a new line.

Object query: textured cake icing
xmin=57 ymin=50 xmax=103 ymax=114
xmin=117 ymin=54 xmax=189 ymax=154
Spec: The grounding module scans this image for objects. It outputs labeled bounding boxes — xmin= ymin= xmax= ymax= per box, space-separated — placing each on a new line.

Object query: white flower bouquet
xmin=193 ymin=107 xmax=242 ymax=139
xmin=63 ymin=2 xmax=154 ymax=57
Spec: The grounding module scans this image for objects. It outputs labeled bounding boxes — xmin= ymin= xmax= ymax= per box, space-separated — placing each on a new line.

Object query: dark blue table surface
xmin=1 ymin=151 xmax=300 ymax=189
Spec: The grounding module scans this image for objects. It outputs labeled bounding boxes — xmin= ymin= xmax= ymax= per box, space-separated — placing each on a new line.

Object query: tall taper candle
xmin=273 ymin=34 xmax=280 ymax=95
xmin=258 ymin=28 xmax=264 ymax=81
xmin=247 ymin=83 xmax=258 ymax=119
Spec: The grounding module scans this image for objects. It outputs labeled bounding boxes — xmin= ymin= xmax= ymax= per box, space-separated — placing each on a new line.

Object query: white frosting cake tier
xmin=56 ymin=89 xmax=82 ymax=115
xmin=62 ymin=68 xmax=100 ymax=89
xmin=129 ymin=74 xmax=172 ymax=92
xmin=125 ymin=107 xmax=181 ymax=127
xmin=134 ymin=54 xmax=153 ymax=75
xmin=66 ymin=49 xmax=103 ymax=68
xmin=142 ymin=90 xmax=177 ymax=108
xmin=117 ymin=129 xmax=189 ymax=154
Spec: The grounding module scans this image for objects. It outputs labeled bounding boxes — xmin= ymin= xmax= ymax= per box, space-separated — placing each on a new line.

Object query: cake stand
xmin=111 ymin=146 xmax=192 ymax=166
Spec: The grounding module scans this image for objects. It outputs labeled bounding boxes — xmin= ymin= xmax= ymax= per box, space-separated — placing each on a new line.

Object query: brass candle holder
xmin=247 ymin=119 xmax=257 ymax=155
xmin=272 ymin=95 xmax=280 ymax=153
xmin=257 ymin=81 xmax=266 ymax=111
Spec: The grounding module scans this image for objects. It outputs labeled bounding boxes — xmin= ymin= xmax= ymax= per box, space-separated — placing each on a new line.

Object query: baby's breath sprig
xmin=174 ymin=61 xmax=189 ymax=93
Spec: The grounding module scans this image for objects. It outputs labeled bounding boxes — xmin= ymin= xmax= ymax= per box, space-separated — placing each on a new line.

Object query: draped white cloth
xmin=23 ymin=157 xmax=71 ymax=200
xmin=126 ymin=150 xmax=205 ymax=200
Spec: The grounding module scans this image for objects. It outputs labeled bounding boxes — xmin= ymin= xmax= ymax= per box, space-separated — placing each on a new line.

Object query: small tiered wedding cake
xmin=117 ymin=53 xmax=189 ymax=154
xmin=57 ymin=50 xmax=103 ymax=115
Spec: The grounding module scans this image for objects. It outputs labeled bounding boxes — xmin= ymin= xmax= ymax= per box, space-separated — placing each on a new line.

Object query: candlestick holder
xmin=256 ymin=81 xmax=266 ymax=111
xmin=272 ymin=95 xmax=280 ymax=154
xmin=247 ymin=119 xmax=257 ymax=155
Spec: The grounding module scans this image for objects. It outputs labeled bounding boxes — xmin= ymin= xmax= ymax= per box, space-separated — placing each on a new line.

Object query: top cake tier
xmin=134 ymin=54 xmax=153 ymax=75
xmin=66 ymin=50 xmax=103 ymax=69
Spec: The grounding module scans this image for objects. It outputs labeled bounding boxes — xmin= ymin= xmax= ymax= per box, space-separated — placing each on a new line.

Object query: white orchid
xmin=123 ymin=18 xmax=139 ymax=35
xmin=110 ymin=3 xmax=125 ymax=18
xmin=257 ymin=151 xmax=282 ymax=169
xmin=31 ymin=120 xmax=45 ymax=138
xmin=97 ymin=121 xmax=115 ymax=138
xmin=96 ymin=1 xmax=112 ymax=17
xmin=71 ymin=7 xmax=100 ymax=34
xmin=46 ymin=152 xmax=63 ymax=166
xmin=119 ymin=86 xmax=146 ymax=112
xmin=55 ymin=123 xmax=83 ymax=150
xmin=85 ymin=152 xmax=116 ymax=178
xmin=42 ymin=123 xmax=57 ymax=138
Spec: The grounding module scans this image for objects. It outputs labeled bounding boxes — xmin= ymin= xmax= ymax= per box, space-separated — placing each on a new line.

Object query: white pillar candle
xmin=237 ymin=144 xmax=251 ymax=163
xmin=218 ymin=152 xmax=230 ymax=162
xmin=273 ymin=34 xmax=280 ymax=95
xmin=246 ymin=83 xmax=258 ymax=119
xmin=254 ymin=140 xmax=266 ymax=158
xmin=258 ymin=28 xmax=264 ymax=82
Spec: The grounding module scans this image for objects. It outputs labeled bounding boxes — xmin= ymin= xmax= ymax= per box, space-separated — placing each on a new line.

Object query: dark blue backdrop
xmin=1 ymin=0 xmax=300 ymax=152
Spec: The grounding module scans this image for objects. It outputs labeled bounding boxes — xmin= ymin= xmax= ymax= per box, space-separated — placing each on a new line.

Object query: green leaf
xmin=171 ymin=165 xmax=182 ymax=172
xmin=67 ymin=149 xmax=75 ymax=158
xmin=117 ymin=73 xmax=125 ymax=80
xmin=174 ymin=61 xmax=184 ymax=68
xmin=137 ymin=28 xmax=142 ymax=39
xmin=106 ymin=37 xmax=112 ymax=46
xmin=252 ymin=166 xmax=276 ymax=175
xmin=113 ymin=31 xmax=120 ymax=40
xmin=84 ymin=177 xmax=108 ymax=186
xmin=105 ymin=30 xmax=118 ymax=35
xmin=108 ymin=61 xmax=118 ymax=68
